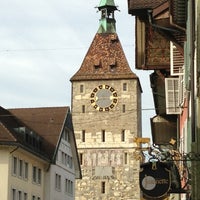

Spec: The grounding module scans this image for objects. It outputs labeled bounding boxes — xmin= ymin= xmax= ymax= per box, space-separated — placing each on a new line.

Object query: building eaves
xmin=128 ymin=0 xmax=168 ymax=14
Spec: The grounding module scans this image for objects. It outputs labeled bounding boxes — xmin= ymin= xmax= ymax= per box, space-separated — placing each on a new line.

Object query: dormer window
xmin=94 ymin=59 xmax=101 ymax=71
xmin=109 ymin=58 xmax=116 ymax=72
xmin=14 ymin=127 xmax=42 ymax=152
xmin=110 ymin=34 xmax=118 ymax=42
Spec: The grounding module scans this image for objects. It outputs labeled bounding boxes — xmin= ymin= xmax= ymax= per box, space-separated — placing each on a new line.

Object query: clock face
xmin=90 ymin=85 xmax=118 ymax=111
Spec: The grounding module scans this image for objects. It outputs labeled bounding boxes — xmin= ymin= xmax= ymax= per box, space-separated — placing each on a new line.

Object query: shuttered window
xmin=170 ymin=42 xmax=184 ymax=76
xmin=165 ymin=78 xmax=181 ymax=114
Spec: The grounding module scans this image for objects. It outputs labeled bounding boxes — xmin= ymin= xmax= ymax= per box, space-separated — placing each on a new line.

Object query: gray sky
xmin=0 ymin=0 xmax=155 ymax=138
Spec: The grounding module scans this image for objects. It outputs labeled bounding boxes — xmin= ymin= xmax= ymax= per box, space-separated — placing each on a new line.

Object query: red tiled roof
xmin=70 ymin=33 xmax=138 ymax=81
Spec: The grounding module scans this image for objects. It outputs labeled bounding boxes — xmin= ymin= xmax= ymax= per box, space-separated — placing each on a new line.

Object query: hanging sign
xmin=140 ymin=161 xmax=171 ymax=199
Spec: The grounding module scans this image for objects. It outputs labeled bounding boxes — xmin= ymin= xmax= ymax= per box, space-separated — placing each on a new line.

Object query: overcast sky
xmin=0 ymin=0 xmax=155 ymax=137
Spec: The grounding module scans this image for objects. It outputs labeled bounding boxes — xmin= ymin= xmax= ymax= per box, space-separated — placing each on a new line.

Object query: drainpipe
xmin=189 ymin=0 xmax=198 ymax=199
xmin=190 ymin=0 xmax=195 ymax=143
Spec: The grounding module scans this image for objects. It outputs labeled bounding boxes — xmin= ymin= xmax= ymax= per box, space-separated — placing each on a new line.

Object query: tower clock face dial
xmin=90 ymin=85 xmax=118 ymax=111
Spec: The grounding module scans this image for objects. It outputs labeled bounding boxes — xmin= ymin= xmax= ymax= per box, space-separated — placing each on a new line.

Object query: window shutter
xmin=165 ymin=78 xmax=181 ymax=114
xmin=170 ymin=42 xmax=184 ymax=76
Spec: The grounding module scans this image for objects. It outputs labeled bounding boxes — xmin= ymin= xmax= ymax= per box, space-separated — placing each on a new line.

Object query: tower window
xmin=121 ymin=130 xmax=125 ymax=142
xmin=94 ymin=59 xmax=101 ymax=70
xmin=80 ymin=84 xmax=84 ymax=93
xmin=79 ymin=153 xmax=83 ymax=165
xmin=82 ymin=130 xmax=85 ymax=142
xmin=109 ymin=58 xmax=116 ymax=72
xmin=82 ymin=105 xmax=85 ymax=113
xmin=124 ymin=152 xmax=128 ymax=164
xmin=101 ymin=181 xmax=106 ymax=194
xmin=123 ymin=83 xmax=127 ymax=91
xmin=122 ymin=104 xmax=126 ymax=113
xmin=110 ymin=65 xmax=117 ymax=72
xmin=102 ymin=130 xmax=105 ymax=142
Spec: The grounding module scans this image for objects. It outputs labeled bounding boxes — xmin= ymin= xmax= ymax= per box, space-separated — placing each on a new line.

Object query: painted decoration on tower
xmin=81 ymin=150 xmax=123 ymax=167
xmin=140 ymin=162 xmax=171 ymax=199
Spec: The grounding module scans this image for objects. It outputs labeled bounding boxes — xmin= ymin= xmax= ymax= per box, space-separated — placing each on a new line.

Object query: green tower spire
xmin=97 ymin=0 xmax=118 ymax=33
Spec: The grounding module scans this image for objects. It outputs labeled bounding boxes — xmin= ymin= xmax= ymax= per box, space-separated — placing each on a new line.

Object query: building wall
xmin=5 ymin=147 xmax=47 ymax=200
xmin=0 ymin=148 xmax=9 ymax=200
xmin=72 ymin=79 xmax=141 ymax=200
xmin=46 ymin=165 xmax=75 ymax=200
xmin=45 ymin=129 xmax=76 ymax=200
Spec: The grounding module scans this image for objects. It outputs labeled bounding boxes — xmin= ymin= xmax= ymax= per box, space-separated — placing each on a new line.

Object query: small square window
xmin=82 ymin=105 xmax=85 ymax=113
xmin=123 ymin=83 xmax=127 ymax=91
xmin=124 ymin=152 xmax=128 ymax=164
xmin=122 ymin=104 xmax=126 ymax=113
xmin=110 ymin=65 xmax=117 ymax=72
xmin=101 ymin=181 xmax=106 ymax=194
xmin=82 ymin=130 xmax=85 ymax=142
xmin=79 ymin=153 xmax=83 ymax=165
xmin=80 ymin=85 xmax=84 ymax=93
xmin=121 ymin=130 xmax=125 ymax=142
xmin=94 ymin=59 xmax=101 ymax=70
xmin=102 ymin=130 xmax=105 ymax=142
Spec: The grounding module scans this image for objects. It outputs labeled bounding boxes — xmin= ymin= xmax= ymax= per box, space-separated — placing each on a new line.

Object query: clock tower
xmin=70 ymin=0 xmax=142 ymax=199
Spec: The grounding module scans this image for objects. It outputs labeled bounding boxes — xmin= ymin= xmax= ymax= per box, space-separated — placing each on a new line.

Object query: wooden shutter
xmin=170 ymin=42 xmax=184 ymax=76
xmin=165 ymin=78 xmax=181 ymax=114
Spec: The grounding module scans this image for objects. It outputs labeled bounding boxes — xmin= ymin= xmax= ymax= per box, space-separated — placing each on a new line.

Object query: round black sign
xmin=140 ymin=162 xmax=171 ymax=199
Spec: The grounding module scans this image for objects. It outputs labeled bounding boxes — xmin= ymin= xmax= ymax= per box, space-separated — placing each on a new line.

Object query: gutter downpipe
xmin=190 ymin=0 xmax=197 ymax=199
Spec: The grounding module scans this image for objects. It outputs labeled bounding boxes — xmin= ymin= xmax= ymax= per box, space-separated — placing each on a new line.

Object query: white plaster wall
xmin=0 ymin=148 xmax=9 ymax=200
xmin=8 ymin=148 xmax=47 ymax=200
